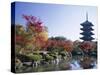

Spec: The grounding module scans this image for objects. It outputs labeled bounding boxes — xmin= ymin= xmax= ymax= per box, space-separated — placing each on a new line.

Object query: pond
xmin=16 ymin=56 xmax=97 ymax=73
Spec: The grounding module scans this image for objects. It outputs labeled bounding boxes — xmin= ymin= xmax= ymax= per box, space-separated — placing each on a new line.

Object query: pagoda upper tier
xmin=80 ymin=20 xmax=94 ymax=26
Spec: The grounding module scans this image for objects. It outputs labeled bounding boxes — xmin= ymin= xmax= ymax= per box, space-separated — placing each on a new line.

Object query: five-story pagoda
xmin=80 ymin=13 xmax=94 ymax=41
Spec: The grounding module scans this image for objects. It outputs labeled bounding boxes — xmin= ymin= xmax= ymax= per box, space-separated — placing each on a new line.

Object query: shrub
xmin=45 ymin=54 xmax=54 ymax=60
xmin=27 ymin=53 xmax=42 ymax=61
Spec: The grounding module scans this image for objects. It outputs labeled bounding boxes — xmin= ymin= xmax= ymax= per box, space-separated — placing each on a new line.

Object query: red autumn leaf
xmin=22 ymin=14 xmax=30 ymax=21
xmin=80 ymin=41 xmax=94 ymax=51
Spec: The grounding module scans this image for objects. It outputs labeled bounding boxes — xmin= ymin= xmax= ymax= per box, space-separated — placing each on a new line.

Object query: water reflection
xmin=70 ymin=60 xmax=83 ymax=70
xmin=16 ymin=56 xmax=97 ymax=73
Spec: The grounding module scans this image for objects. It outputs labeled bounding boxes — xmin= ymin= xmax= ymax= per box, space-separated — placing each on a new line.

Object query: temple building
xmin=80 ymin=13 xmax=94 ymax=41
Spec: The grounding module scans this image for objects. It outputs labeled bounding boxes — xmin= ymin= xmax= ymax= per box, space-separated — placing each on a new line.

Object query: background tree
xmin=23 ymin=15 xmax=48 ymax=52
xmin=15 ymin=15 xmax=48 ymax=55
xmin=80 ymin=41 xmax=95 ymax=56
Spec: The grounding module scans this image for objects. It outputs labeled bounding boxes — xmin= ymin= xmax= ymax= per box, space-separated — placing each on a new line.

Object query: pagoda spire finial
xmin=86 ymin=12 xmax=88 ymax=21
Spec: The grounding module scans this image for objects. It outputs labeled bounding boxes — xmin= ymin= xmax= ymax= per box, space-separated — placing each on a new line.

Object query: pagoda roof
xmin=80 ymin=37 xmax=94 ymax=41
xmin=80 ymin=20 xmax=94 ymax=26
xmin=80 ymin=28 xmax=94 ymax=31
xmin=80 ymin=32 xmax=94 ymax=35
